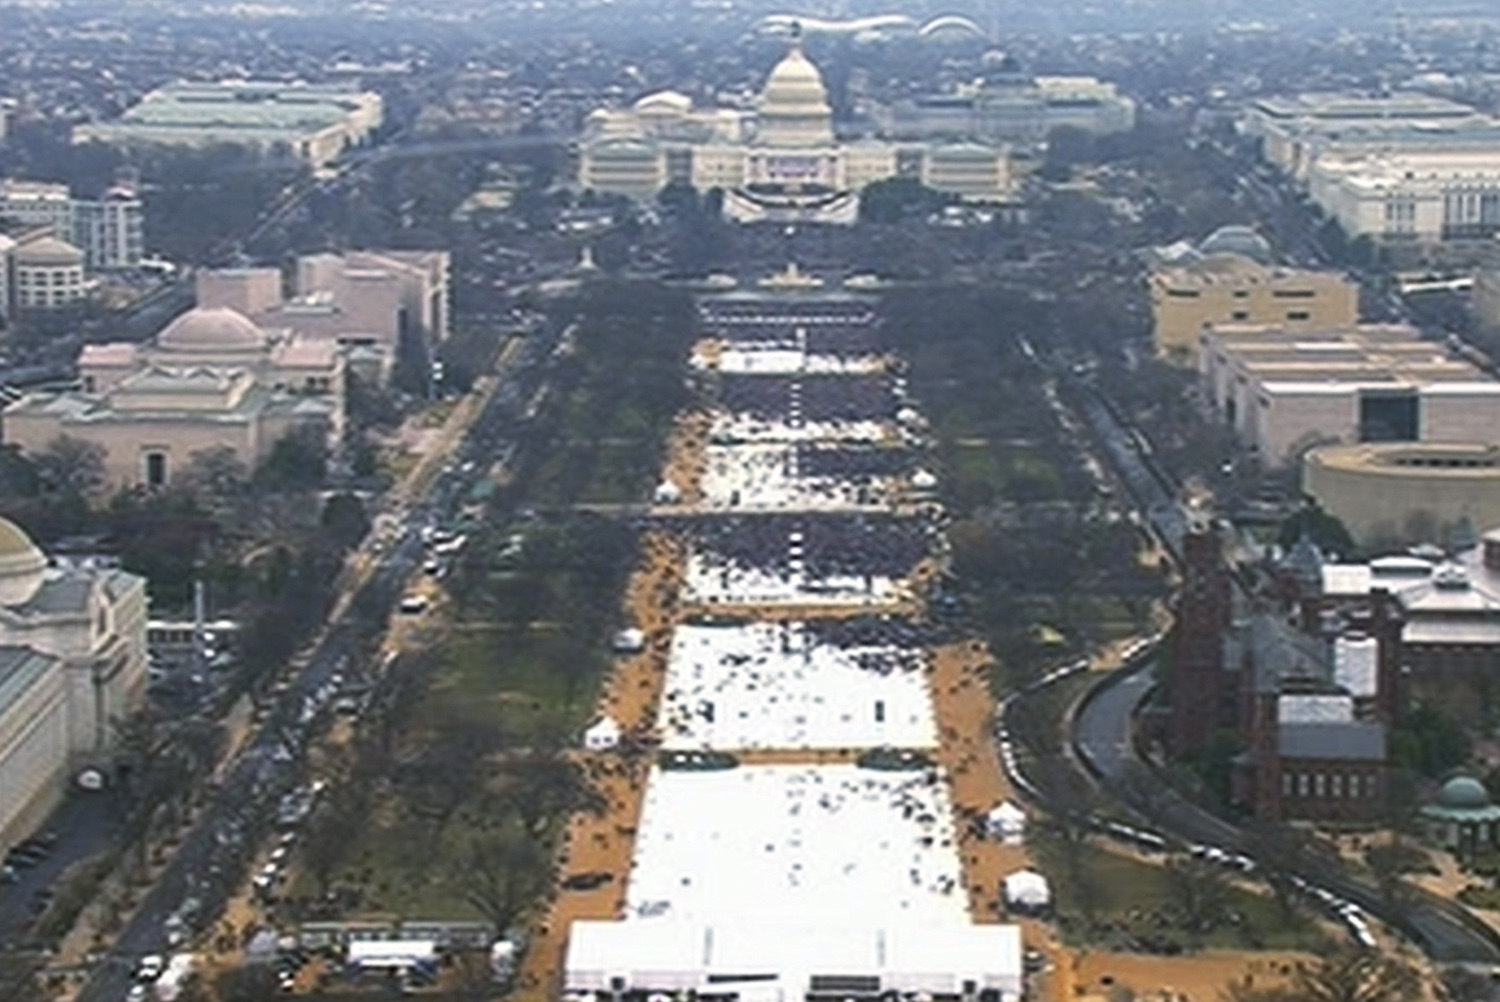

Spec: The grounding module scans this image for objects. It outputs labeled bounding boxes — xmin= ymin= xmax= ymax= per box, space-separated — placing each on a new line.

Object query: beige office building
xmin=1151 ymin=254 xmax=1358 ymax=364
xmin=1200 ymin=323 xmax=1500 ymax=466
xmin=0 ymin=518 xmax=148 ymax=850
xmin=75 ymin=81 xmax=383 ymax=169
xmin=1243 ymin=93 xmax=1488 ymax=180
xmin=196 ymin=249 xmax=450 ymax=380
xmin=1305 ymin=442 xmax=1500 ymax=546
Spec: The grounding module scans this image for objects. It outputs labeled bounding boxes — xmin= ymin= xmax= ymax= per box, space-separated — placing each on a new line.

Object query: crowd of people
xmin=717 ymin=374 xmax=898 ymax=425
xmin=674 ymin=513 xmax=935 ymax=584
xmin=797 ymin=444 xmax=914 ymax=482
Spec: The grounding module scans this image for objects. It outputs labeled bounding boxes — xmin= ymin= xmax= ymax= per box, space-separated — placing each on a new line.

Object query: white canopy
xmin=1002 ymin=869 xmax=1051 ymax=909
xmin=653 ymin=481 xmax=683 ymax=504
xmin=612 ymin=628 xmax=646 ymax=653
xmin=585 ymin=716 xmax=622 ymax=750
xmin=347 ymin=940 xmax=436 ymax=970
xmin=565 ymin=920 xmax=1022 ymax=998
xmin=985 ymin=801 xmax=1027 ymax=840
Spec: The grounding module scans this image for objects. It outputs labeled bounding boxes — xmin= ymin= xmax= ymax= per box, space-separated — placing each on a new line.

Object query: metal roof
xmin=1277 ymin=721 xmax=1386 ymax=761
xmin=0 ymin=644 xmax=59 ymax=719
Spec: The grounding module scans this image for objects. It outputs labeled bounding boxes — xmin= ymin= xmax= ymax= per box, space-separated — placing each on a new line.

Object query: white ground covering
xmin=711 ymin=414 xmax=890 ymax=444
xmin=700 ymin=444 xmax=895 ymax=510
xmin=660 ymin=622 xmax=935 ymax=751
xmin=696 ymin=348 xmax=884 ymax=375
xmin=626 ymin=765 xmax=967 ymax=927
xmin=684 ymin=551 xmax=904 ymax=607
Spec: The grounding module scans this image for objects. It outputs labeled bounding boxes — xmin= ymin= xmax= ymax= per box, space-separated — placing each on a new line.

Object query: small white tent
xmin=1002 ymin=869 xmax=1051 ymax=912
xmin=585 ymin=716 xmax=622 ymax=751
xmin=985 ymin=801 xmax=1027 ymax=842
xmin=911 ymin=469 xmax=938 ymax=491
xmin=613 ymin=628 xmax=646 ymax=653
xmin=653 ymin=481 xmax=683 ymax=505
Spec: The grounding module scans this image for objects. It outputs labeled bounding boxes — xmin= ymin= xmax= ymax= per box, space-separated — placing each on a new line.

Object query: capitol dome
xmin=157 ymin=307 xmax=265 ymax=352
xmin=0 ymin=518 xmax=47 ymax=606
xmin=757 ymin=41 xmax=834 ymax=148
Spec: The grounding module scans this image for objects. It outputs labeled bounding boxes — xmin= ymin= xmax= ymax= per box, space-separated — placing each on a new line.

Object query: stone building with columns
xmin=0 ymin=518 xmax=147 ymax=850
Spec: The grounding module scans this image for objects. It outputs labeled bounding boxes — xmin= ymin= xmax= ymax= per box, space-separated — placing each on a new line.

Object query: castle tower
xmin=1167 ymin=522 xmax=1233 ymax=756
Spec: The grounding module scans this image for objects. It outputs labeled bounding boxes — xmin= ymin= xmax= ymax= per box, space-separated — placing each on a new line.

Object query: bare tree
xmin=178 ymin=446 xmax=249 ymax=505
xmin=400 ymin=715 xmax=503 ymax=834
xmin=454 ymin=830 xmax=550 ymax=935
xmin=35 ymin=434 xmax=106 ymax=500
xmin=501 ymin=751 xmax=605 ymax=840
xmin=1221 ymin=952 xmax=1421 ymax=1002
xmin=1164 ymin=855 xmax=1231 ymax=939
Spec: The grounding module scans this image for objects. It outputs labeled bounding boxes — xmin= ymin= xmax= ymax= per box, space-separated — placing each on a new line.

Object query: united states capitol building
xmin=578 ymin=40 xmax=1012 ymax=223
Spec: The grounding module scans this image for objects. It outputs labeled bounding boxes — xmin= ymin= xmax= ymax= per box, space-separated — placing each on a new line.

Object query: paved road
xmin=0 ymin=791 xmax=125 ymax=949
xmin=74 ymin=318 xmax=564 ymax=1002
xmin=1074 ymin=653 xmax=1500 ymax=964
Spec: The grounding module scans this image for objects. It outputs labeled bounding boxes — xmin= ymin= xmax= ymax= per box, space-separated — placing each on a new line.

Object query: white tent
xmin=347 ymin=940 xmax=437 ymax=972
xmin=613 ymin=628 xmax=647 ymax=653
xmin=585 ymin=716 xmax=622 ymax=751
xmin=1002 ymin=870 xmax=1051 ymax=912
xmin=653 ymin=481 xmax=683 ymax=505
xmin=911 ymin=469 xmax=938 ymax=491
xmin=491 ymin=940 xmax=518 ymax=980
xmin=985 ymin=801 xmax=1027 ymax=842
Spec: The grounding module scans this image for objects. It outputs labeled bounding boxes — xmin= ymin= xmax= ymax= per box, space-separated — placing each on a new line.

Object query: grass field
xmin=529 ymin=440 xmax=662 ymax=505
xmin=430 ymin=625 xmax=604 ymax=737
xmin=940 ymin=440 xmax=1067 ymax=511
xmin=1037 ymin=841 xmax=1334 ymax=954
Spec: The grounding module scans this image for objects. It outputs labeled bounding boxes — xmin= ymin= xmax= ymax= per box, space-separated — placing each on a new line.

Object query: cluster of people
xmin=797 ymin=443 xmax=913 ymax=482
xmin=717 ymin=374 xmax=898 ymax=425
xmin=807 ymin=614 xmax=948 ymax=651
xmin=656 ymin=621 xmax=935 ymax=751
xmin=678 ymin=513 xmax=933 ymax=584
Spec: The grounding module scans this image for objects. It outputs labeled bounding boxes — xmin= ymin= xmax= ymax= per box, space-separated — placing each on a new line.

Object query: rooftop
xmin=1277 ymin=721 xmax=1386 ymax=761
xmin=0 ymin=645 xmax=59 ymax=720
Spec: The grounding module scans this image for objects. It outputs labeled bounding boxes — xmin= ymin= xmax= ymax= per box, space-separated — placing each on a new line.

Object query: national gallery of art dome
xmin=578 ymin=40 xmax=1013 ymax=223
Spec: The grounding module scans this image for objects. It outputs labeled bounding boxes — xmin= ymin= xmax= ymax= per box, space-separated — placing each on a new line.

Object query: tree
xmin=1243 ymin=820 xmax=1321 ymax=923
xmin=1390 ymin=705 xmax=1471 ymax=777
xmin=1222 ymin=951 xmax=1420 ymax=1002
xmin=1042 ymin=125 xmax=1097 ymax=181
xmin=501 ymin=752 xmax=604 ymax=839
xmin=34 ymin=434 xmax=106 ymax=501
xmin=321 ymin=492 xmax=371 ymax=551
xmin=859 ymin=176 xmax=951 ymax=224
xmin=454 ymin=829 xmax=550 ymax=934
xmin=1163 ymin=855 xmax=1231 ymax=938
xmin=399 ymin=716 xmax=503 ymax=834
xmin=178 ymin=446 xmax=248 ymax=503
xmin=0 ymin=444 xmax=39 ymax=499
xmin=255 ymin=425 xmax=328 ymax=491
xmin=1277 ymin=503 xmax=1355 ymax=560
xmin=301 ymin=783 xmax=366 ymax=898
xmin=214 ymin=965 xmax=282 ymax=1002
